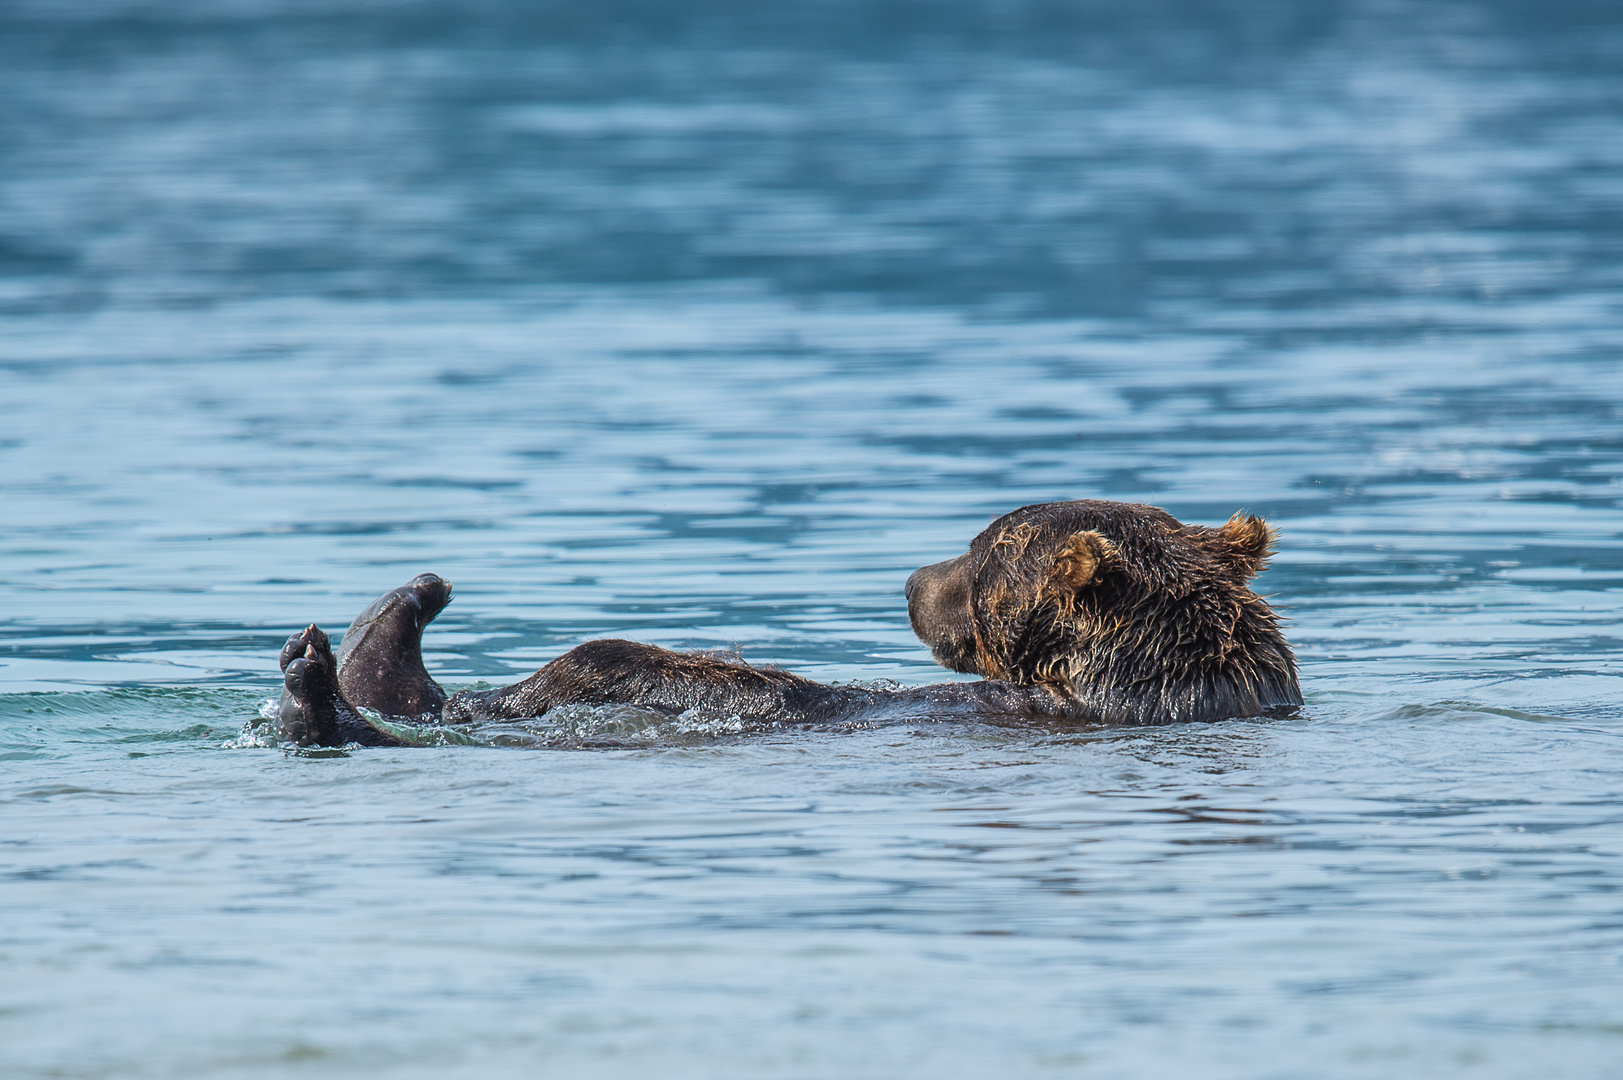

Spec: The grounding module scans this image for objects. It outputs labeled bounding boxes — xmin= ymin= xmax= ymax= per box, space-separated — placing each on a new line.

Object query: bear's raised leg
xmin=334 ymin=573 xmax=452 ymax=720
xmin=277 ymin=624 xmax=407 ymax=747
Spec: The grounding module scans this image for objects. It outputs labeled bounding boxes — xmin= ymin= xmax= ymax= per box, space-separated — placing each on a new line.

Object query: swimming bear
xmin=276 ymin=500 xmax=1301 ymax=746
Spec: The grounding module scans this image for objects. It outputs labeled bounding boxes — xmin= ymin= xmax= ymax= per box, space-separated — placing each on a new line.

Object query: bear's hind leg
xmin=334 ymin=573 xmax=452 ymax=721
xmin=278 ymin=624 xmax=405 ymax=747
xmin=278 ymin=625 xmax=344 ymax=746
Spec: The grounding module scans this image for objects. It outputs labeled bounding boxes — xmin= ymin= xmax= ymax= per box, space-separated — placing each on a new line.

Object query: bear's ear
xmin=1051 ymin=530 xmax=1118 ymax=591
xmin=1217 ymin=513 xmax=1276 ymax=579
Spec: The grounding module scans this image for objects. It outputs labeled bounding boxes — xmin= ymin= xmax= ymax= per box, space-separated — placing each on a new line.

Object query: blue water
xmin=4 ymin=1 xmax=1623 ymax=1076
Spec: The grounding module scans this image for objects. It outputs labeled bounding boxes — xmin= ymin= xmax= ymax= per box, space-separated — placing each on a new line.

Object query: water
xmin=3 ymin=0 xmax=1623 ymax=1076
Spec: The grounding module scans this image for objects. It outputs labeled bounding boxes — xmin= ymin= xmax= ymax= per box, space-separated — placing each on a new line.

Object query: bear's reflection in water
xmin=276 ymin=500 xmax=1302 ymax=747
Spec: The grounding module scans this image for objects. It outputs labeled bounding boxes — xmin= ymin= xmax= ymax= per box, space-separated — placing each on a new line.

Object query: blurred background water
xmin=3 ymin=1 xmax=1622 ymax=1077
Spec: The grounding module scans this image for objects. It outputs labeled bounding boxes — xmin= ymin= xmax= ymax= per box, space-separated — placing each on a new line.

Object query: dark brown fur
xmin=278 ymin=625 xmax=409 ymax=747
xmin=440 ymin=637 xmax=1064 ymax=729
xmin=332 ymin=572 xmax=451 ymax=719
xmin=905 ymin=500 xmax=1300 ymax=724
xmin=276 ymin=501 xmax=1300 ymax=746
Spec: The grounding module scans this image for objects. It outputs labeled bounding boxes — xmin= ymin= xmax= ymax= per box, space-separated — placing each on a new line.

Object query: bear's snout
xmin=906 ymin=556 xmax=980 ymax=674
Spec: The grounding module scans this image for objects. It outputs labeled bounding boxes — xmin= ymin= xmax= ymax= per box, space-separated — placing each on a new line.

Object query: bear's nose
xmin=904 ymin=569 xmax=920 ymax=602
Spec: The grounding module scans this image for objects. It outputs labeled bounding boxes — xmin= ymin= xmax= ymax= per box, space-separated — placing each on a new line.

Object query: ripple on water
xmin=4 ymin=0 xmax=1623 ymax=1076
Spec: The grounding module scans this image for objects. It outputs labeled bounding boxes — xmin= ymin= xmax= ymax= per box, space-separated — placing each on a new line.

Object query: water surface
xmin=3 ymin=1 xmax=1622 ymax=1077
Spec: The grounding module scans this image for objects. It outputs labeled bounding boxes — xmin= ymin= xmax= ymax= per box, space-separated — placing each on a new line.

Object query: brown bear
xmin=903 ymin=499 xmax=1300 ymax=724
xmin=276 ymin=500 xmax=1300 ymax=746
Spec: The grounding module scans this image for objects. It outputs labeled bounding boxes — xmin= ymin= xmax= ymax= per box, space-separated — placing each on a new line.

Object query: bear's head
xmin=905 ymin=500 xmax=1300 ymax=724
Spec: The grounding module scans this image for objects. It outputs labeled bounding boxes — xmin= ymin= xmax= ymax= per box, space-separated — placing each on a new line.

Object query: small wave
xmin=467 ymin=702 xmax=756 ymax=748
xmin=836 ymin=678 xmax=906 ymax=692
xmin=221 ymin=699 xmax=283 ymax=749
xmin=444 ymin=702 xmax=777 ymax=749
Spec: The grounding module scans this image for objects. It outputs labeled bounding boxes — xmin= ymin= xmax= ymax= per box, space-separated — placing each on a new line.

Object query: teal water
xmin=3 ymin=1 xmax=1623 ymax=1077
